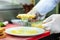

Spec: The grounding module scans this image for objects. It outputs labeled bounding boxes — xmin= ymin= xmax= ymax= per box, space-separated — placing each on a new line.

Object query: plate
xmin=5 ymin=27 xmax=45 ymax=36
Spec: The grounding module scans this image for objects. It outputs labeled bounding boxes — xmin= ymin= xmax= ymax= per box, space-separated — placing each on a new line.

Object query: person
xmin=27 ymin=0 xmax=59 ymax=20
xmin=42 ymin=14 xmax=60 ymax=40
xmin=27 ymin=0 xmax=60 ymax=40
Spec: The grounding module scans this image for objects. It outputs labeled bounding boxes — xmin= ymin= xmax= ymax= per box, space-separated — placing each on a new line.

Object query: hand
xmin=27 ymin=9 xmax=44 ymax=22
xmin=28 ymin=13 xmax=43 ymax=22
xmin=42 ymin=14 xmax=60 ymax=33
xmin=27 ymin=8 xmax=45 ymax=22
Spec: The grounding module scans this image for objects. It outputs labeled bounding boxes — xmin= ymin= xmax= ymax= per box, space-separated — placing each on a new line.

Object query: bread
xmin=0 ymin=28 xmax=6 ymax=39
xmin=0 ymin=28 xmax=5 ymax=32
xmin=0 ymin=33 xmax=6 ymax=39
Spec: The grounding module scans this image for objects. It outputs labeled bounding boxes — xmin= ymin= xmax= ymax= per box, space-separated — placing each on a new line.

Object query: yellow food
xmin=11 ymin=29 xmax=38 ymax=35
xmin=25 ymin=30 xmax=37 ymax=34
xmin=31 ymin=23 xmax=44 ymax=28
xmin=17 ymin=14 xmax=36 ymax=20
xmin=11 ymin=29 xmax=23 ymax=34
xmin=0 ymin=28 xmax=5 ymax=32
xmin=0 ymin=28 xmax=6 ymax=39
xmin=11 ymin=30 xmax=17 ymax=34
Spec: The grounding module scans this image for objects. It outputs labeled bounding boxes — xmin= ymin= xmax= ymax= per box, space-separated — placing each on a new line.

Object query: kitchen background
xmin=0 ymin=0 xmax=60 ymax=21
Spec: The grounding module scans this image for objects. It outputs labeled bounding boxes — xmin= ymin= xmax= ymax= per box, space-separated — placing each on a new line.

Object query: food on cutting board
xmin=17 ymin=14 xmax=36 ymax=20
xmin=11 ymin=29 xmax=38 ymax=35
xmin=0 ymin=28 xmax=6 ymax=38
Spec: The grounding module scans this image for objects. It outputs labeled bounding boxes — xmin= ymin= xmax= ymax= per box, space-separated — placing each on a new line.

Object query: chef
xmin=27 ymin=0 xmax=60 ymax=40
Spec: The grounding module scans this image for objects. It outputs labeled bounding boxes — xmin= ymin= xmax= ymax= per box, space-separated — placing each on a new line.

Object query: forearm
xmin=29 ymin=0 xmax=58 ymax=15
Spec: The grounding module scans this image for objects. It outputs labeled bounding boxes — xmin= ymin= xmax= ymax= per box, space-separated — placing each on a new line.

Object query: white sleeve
xmin=34 ymin=0 xmax=58 ymax=15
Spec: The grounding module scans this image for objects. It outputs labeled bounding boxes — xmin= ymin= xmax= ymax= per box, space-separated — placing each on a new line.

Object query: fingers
xmin=42 ymin=14 xmax=55 ymax=27
xmin=43 ymin=14 xmax=60 ymax=24
xmin=43 ymin=14 xmax=54 ymax=23
xmin=43 ymin=20 xmax=53 ymax=26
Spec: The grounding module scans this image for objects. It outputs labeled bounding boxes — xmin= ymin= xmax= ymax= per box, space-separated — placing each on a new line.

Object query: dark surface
xmin=0 ymin=8 xmax=23 ymax=21
xmin=39 ymin=33 xmax=60 ymax=40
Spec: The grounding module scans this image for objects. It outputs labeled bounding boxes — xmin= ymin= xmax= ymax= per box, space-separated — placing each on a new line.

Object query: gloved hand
xmin=27 ymin=8 xmax=45 ymax=22
xmin=42 ymin=14 xmax=60 ymax=33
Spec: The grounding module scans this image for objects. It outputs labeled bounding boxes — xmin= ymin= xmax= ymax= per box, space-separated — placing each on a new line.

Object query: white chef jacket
xmin=43 ymin=14 xmax=60 ymax=33
xmin=34 ymin=0 xmax=59 ymax=15
xmin=33 ymin=0 xmax=60 ymax=33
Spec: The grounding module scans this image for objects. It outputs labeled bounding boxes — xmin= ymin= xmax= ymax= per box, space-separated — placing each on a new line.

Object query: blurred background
xmin=0 ymin=0 xmax=60 ymax=21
